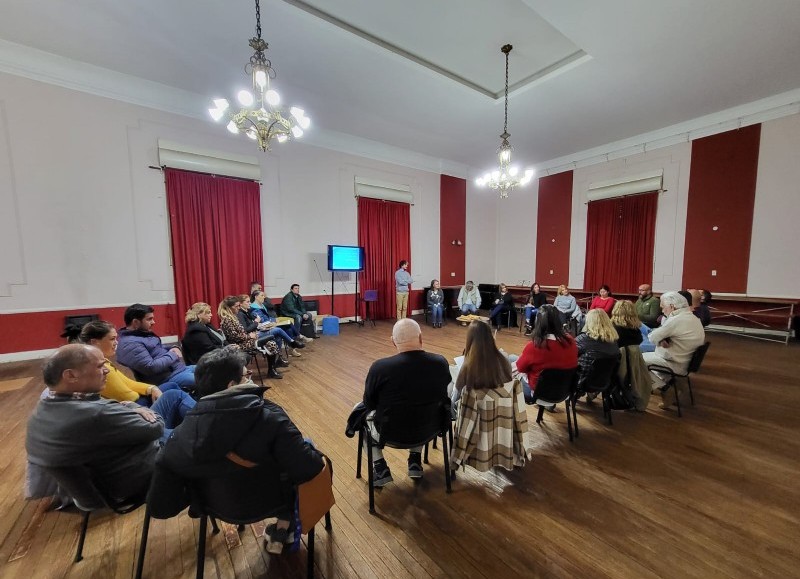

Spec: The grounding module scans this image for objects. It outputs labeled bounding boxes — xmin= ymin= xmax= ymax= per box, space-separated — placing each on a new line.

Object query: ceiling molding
xmin=0 ymin=39 xmax=471 ymax=179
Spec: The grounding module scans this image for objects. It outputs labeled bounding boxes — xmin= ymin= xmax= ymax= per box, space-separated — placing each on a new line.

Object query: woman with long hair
xmin=610 ymin=300 xmax=643 ymax=348
xmin=524 ymin=282 xmax=547 ymax=334
xmin=240 ymin=293 xmax=301 ymax=361
xmin=489 ymin=282 xmax=515 ymax=329
xmin=218 ymin=296 xmax=283 ymax=379
xmin=427 ymin=279 xmax=445 ymax=328
xmin=182 ymin=302 xmax=228 ymax=364
xmin=450 ymin=321 xmax=530 ymax=472
xmin=575 ymin=309 xmax=620 ymax=397
xmin=515 ymin=305 xmax=578 ymax=405
xmin=250 ymin=290 xmax=309 ymax=352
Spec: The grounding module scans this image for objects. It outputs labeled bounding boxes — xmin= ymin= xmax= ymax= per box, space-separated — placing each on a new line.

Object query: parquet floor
xmin=0 ymin=319 xmax=798 ymax=578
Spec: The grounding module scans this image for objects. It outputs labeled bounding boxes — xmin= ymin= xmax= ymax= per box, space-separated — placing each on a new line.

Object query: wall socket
xmin=711 ymin=270 xmax=717 ymax=276
xmin=451 ymin=272 xmax=455 ymax=277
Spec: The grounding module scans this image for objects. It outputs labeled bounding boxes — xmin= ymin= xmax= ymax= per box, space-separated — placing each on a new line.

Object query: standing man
xmin=457 ymin=280 xmax=482 ymax=319
xmin=281 ymin=283 xmax=315 ymax=335
xmin=395 ymin=260 xmax=412 ymax=319
xmin=636 ymin=284 xmax=661 ymax=328
xmin=362 ymin=319 xmax=450 ymax=486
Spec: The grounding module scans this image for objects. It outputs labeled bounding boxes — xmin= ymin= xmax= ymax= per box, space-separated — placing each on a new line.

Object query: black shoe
xmin=289 ymin=340 xmax=305 ymax=349
xmin=268 ymin=367 xmax=283 ymax=379
xmin=275 ymin=357 xmax=289 ymax=368
xmin=407 ymin=452 xmax=423 ymax=480
xmin=372 ymin=458 xmax=393 ymax=487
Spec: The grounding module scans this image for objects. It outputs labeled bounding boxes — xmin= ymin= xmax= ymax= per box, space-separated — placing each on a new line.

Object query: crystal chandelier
xmin=208 ymin=0 xmax=310 ymax=152
xmin=475 ymin=45 xmax=534 ymax=199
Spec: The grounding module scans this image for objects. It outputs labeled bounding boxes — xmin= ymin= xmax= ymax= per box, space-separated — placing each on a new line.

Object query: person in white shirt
xmin=457 ymin=281 xmax=481 ymax=318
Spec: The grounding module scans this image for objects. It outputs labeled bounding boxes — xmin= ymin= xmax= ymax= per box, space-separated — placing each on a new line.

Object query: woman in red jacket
xmin=589 ymin=285 xmax=616 ymax=316
xmin=516 ymin=305 xmax=578 ymax=406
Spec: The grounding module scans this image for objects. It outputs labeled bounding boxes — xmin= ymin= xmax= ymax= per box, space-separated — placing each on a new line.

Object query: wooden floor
xmin=1 ymin=320 xmax=799 ymax=578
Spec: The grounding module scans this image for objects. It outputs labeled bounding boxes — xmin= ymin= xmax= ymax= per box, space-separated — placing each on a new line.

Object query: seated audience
xmin=427 ymin=279 xmax=445 ymax=328
xmin=554 ymin=284 xmax=578 ymax=323
xmin=243 ymin=292 xmax=305 ymax=355
xmin=515 ymin=305 xmax=578 ymax=405
xmin=610 ymin=300 xmax=644 ymax=348
xmin=524 ymin=282 xmax=548 ymax=334
xmin=182 ymin=302 xmax=228 ymax=364
xmin=688 ymin=288 xmax=712 ymax=327
xmin=450 ymin=321 xmax=531 ymax=472
xmin=282 ymin=284 xmax=316 ymax=336
xmin=575 ymin=309 xmax=620 ymax=397
xmin=149 ymin=347 xmax=324 ymax=553
xmin=457 ymin=280 xmax=481 ymax=318
xmin=642 ymin=291 xmax=705 ymax=409
xmin=489 ymin=283 xmax=515 ymax=329
xmin=219 ymin=296 xmax=284 ymax=379
xmin=250 ymin=290 xmax=309 ymax=347
xmin=72 ymin=322 xmax=195 ymax=432
xmin=250 ymin=281 xmax=263 ymax=294
xmin=26 ymin=344 xmax=163 ymax=502
xmin=116 ymin=303 xmax=196 ymax=388
xmin=636 ymin=284 xmax=661 ymax=328
xmin=362 ymin=319 xmax=450 ymax=486
xmin=589 ymin=285 xmax=616 ymax=316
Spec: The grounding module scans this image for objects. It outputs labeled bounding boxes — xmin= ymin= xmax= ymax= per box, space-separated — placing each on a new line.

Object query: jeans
xmin=460 ymin=304 xmax=477 ymax=315
xmin=429 ymin=304 xmax=443 ymax=324
xmin=490 ymin=305 xmax=510 ymax=327
xmin=168 ymin=366 xmax=196 ymax=388
xmin=520 ymin=375 xmax=535 ymax=404
xmin=292 ymin=314 xmax=313 ymax=333
xmin=149 ymin=389 xmax=197 ymax=444
xmin=524 ymin=306 xmax=538 ymax=324
xmin=259 ymin=326 xmax=294 ymax=347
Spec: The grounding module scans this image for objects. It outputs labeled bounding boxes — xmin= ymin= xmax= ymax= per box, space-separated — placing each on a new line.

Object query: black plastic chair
xmin=40 ymin=465 xmax=151 ymax=577
xmin=527 ymin=368 xmax=579 ymax=441
xmin=355 ymin=400 xmax=452 ymax=514
xmin=577 ymin=355 xmax=620 ymax=426
xmin=647 ymin=342 xmax=711 ymax=417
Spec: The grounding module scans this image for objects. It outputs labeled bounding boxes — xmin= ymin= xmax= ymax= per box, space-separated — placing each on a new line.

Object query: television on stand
xmin=327 ymin=245 xmax=365 ymax=323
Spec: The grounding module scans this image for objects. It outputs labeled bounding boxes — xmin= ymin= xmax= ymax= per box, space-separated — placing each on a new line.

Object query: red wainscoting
xmin=535 ymin=171 xmax=573 ymax=286
xmin=440 ymin=175 xmax=466 ymax=286
xmin=683 ymin=125 xmax=761 ymax=293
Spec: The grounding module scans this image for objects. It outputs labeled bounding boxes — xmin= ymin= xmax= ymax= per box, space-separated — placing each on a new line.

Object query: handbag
xmin=298 ymin=455 xmax=334 ymax=532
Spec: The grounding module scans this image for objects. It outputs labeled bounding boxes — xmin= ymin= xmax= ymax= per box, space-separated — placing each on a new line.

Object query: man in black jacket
xmin=148 ymin=346 xmax=323 ymax=553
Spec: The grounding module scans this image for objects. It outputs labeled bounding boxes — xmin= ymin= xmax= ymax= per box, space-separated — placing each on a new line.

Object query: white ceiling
xmin=1 ymin=0 xmax=800 ymax=172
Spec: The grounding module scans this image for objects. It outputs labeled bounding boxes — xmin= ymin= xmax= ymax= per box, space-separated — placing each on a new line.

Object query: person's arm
xmin=427 ymin=290 xmax=434 ymax=307
xmin=92 ymin=401 xmax=164 ymax=444
xmin=457 ymin=288 xmax=465 ymax=308
xmin=474 ymin=290 xmax=481 ymax=309
xmin=362 ymin=362 xmax=382 ymax=411
xmin=281 ymin=294 xmax=300 ymax=317
xmin=648 ymin=320 xmax=673 ymax=345
xmin=266 ymin=407 xmax=324 ymax=484
xmin=604 ymin=298 xmax=616 ymax=315
xmin=238 ymin=311 xmax=258 ymax=333
xmin=102 ymin=364 xmax=143 ymax=402
xmin=515 ymin=342 xmax=536 ymax=374
xmin=120 ymin=340 xmax=178 ymax=376
xmin=575 ymin=334 xmax=588 ymax=355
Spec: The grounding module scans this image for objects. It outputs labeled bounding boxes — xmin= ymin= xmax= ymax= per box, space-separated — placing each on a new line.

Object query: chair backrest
xmin=534 ymin=367 xmax=578 ymax=404
xmin=377 ymin=400 xmax=450 ymax=449
xmin=40 ymin=465 xmax=114 ymax=512
xmin=687 ymin=342 xmax=711 ymax=373
xmin=579 ymin=355 xmax=619 ymax=393
xmin=363 ymin=290 xmax=378 ymax=302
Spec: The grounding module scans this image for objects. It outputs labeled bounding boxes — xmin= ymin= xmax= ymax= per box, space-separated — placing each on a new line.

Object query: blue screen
xmin=328 ymin=245 xmax=364 ymax=271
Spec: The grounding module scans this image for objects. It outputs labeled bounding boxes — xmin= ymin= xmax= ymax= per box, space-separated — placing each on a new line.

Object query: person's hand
xmin=133 ymin=406 xmax=158 ymax=423
xmin=249 ymin=332 xmax=258 ymax=339
xmin=170 ymin=347 xmax=183 ymax=359
xmin=254 ymin=315 xmax=262 ymax=323
xmin=659 ymin=339 xmax=672 ymax=348
xmin=494 ymin=299 xmax=500 ymax=304
xmin=150 ymin=386 xmax=162 ymax=401
xmin=303 ymin=313 xmax=309 ymax=320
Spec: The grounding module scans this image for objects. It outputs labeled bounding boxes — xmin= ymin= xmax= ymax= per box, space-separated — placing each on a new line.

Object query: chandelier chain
xmin=254 ymin=0 xmax=262 ymax=40
xmin=503 ymin=48 xmax=509 ymax=136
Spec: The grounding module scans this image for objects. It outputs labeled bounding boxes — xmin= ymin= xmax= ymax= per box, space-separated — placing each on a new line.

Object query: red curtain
xmin=584 ymin=192 xmax=658 ymax=294
xmin=165 ymin=169 xmax=264 ymax=326
xmin=357 ymin=197 xmax=411 ymax=319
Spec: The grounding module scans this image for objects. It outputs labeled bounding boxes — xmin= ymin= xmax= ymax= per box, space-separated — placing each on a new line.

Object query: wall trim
xmin=0 ymin=301 xmax=175 ymax=315
xmin=0 ymin=335 xmax=180 ymax=363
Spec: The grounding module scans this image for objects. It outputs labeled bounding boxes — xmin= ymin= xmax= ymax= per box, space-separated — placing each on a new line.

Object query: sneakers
xmin=289 ymin=348 xmax=302 ymax=357
xmin=372 ymin=458 xmax=393 ymax=487
xmin=289 ymin=340 xmax=305 ymax=349
xmin=264 ymin=522 xmax=294 ymax=554
xmin=300 ymin=335 xmax=314 ymax=343
xmin=407 ymin=452 xmax=423 ymax=480
xmin=275 ymin=357 xmax=289 ymax=368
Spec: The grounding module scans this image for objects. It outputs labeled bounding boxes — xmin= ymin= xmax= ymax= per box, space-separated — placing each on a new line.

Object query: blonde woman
xmin=553 ymin=284 xmax=577 ymax=322
xmin=575 ymin=309 xmax=619 ymax=395
xmin=219 ymin=296 xmax=282 ymax=379
xmin=610 ymin=300 xmax=643 ymax=348
xmin=182 ymin=302 xmax=228 ymax=364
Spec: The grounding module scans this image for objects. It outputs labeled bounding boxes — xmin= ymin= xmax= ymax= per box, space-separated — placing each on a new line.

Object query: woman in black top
xmin=489 ymin=283 xmax=515 ymax=329
xmin=182 ymin=302 xmax=227 ymax=365
xmin=610 ymin=300 xmax=644 ymax=348
xmin=524 ymin=282 xmax=547 ymax=333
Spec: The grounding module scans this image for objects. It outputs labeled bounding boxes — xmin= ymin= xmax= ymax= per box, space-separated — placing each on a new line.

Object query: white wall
xmin=464 ymin=182 xmax=497 ymax=286
xmin=0 ymin=72 xmax=441 ymax=313
xmin=495 ymin=179 xmax=539 ymax=286
xmin=748 ymin=114 xmax=800 ymax=297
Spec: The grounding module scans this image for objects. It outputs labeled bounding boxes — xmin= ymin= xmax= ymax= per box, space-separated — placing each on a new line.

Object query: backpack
xmin=606 ymin=353 xmax=636 ymax=411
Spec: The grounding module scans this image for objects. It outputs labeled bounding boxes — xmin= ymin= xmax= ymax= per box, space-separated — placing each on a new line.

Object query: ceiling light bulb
xmin=291 ymin=125 xmax=304 ymax=138
xmin=254 ymin=69 xmax=267 ymax=89
xmin=500 ymin=173 xmax=507 ymax=181
xmin=520 ymin=176 xmax=531 ymax=185
xmin=491 ymin=170 xmax=500 ymax=180
xmin=277 ymin=134 xmax=288 ymax=143
xmin=298 ymin=116 xmax=311 ymax=130
xmin=475 ymin=178 xmax=483 ymax=186
xmin=290 ymin=107 xmax=305 ymax=120
xmin=524 ymin=168 xmax=535 ymax=178
xmin=213 ymin=98 xmax=229 ymax=111
xmin=265 ymin=89 xmax=280 ymax=106
xmin=208 ymin=107 xmax=225 ymax=122
xmin=226 ymin=121 xmax=238 ymax=134
xmin=237 ymin=90 xmax=254 ymax=107
xmin=246 ymin=130 xmax=257 ymax=140
xmin=483 ymin=173 xmax=491 ymax=182
xmin=500 ymin=149 xmax=511 ymax=163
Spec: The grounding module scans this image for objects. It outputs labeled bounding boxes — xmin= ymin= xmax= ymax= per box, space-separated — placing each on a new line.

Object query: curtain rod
xmin=148 ymin=165 xmax=262 ymax=184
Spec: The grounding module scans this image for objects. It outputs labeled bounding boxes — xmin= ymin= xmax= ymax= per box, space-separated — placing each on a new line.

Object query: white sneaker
xmin=289 ymin=348 xmax=302 ymax=357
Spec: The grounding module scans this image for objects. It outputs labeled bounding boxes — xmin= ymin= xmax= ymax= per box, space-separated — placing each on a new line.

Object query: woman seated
xmin=250 ymin=290 xmax=309 ymax=352
xmin=554 ymin=284 xmax=578 ymax=323
xmin=219 ymin=296 xmax=283 ymax=379
xmin=69 ymin=320 xmax=196 ymax=441
xmin=489 ymin=282 xmax=515 ymax=329
xmin=515 ymin=305 xmax=578 ymax=407
xmin=589 ymin=285 xmax=616 ymax=316
xmin=450 ymin=321 xmax=531 ymax=472
xmin=427 ymin=279 xmax=445 ymax=328
xmin=523 ymin=282 xmax=548 ymax=334
xmin=241 ymin=293 xmax=303 ymax=358
xmin=182 ymin=302 xmax=228 ymax=364
xmin=575 ymin=309 xmax=620 ymax=398
xmin=610 ymin=300 xmax=644 ymax=348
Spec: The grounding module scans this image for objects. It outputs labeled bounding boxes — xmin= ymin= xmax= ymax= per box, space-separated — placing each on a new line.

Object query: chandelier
xmin=208 ymin=0 xmax=310 ymax=152
xmin=475 ymin=44 xmax=534 ymax=199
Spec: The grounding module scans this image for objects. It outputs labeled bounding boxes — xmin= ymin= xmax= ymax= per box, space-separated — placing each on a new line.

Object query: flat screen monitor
xmin=327 ymin=245 xmax=365 ymax=272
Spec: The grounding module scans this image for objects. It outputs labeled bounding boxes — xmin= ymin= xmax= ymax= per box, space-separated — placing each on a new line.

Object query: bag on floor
xmin=300 ymin=320 xmax=317 ymax=339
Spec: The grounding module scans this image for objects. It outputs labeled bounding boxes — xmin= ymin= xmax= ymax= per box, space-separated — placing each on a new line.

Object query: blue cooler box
xmin=322 ymin=316 xmax=340 ymax=335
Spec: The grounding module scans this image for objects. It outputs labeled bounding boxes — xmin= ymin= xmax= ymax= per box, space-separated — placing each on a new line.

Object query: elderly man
xmin=362 ymin=319 xmax=450 ymax=486
xmin=26 ymin=344 xmax=163 ymax=502
xmin=457 ymin=280 xmax=481 ymax=318
xmin=636 ymin=284 xmax=661 ymax=328
xmin=642 ymin=291 xmax=705 ymax=409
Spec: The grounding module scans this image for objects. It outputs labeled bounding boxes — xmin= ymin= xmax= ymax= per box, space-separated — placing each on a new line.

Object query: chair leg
xmin=448 ymin=423 xmax=454 ymax=449
xmin=688 ymin=376 xmax=695 ymax=405
xmin=134 ymin=506 xmax=151 ymax=579
xmin=441 ymin=433 xmax=452 ymax=494
xmin=565 ymin=401 xmax=574 ymax=442
xmin=74 ymin=510 xmax=91 ymax=562
xmin=306 ymin=527 xmax=315 ymax=579
xmin=324 ymin=511 xmax=332 ymax=531
xmin=197 ymin=515 xmax=208 ymax=579
xmin=674 ymin=379 xmax=683 ymax=418
xmin=423 ymin=442 xmax=429 ymax=464
xmin=572 ymin=396 xmax=580 ymax=438
xmin=432 ymin=437 xmax=438 ymax=450
xmin=603 ymin=393 xmax=613 ymax=425
xmin=356 ymin=429 xmax=363 ymax=479
xmin=366 ymin=434 xmax=375 ymax=514
xmin=252 ymin=356 xmax=265 ymax=386
xmin=536 ymin=406 xmax=545 ymax=424
xmin=210 ymin=516 xmax=220 ymax=534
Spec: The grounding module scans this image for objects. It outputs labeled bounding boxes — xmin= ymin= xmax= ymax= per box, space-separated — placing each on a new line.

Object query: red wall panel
xmin=439 ymin=175 xmax=466 ymax=286
xmin=535 ymin=171 xmax=573 ymax=286
xmin=683 ymin=125 xmax=761 ymax=292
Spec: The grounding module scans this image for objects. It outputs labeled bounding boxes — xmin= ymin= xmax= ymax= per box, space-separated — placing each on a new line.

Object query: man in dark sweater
xmin=281 ymin=283 xmax=314 ymax=334
xmin=362 ymin=319 xmax=451 ymax=486
xmin=26 ymin=344 xmax=163 ymax=502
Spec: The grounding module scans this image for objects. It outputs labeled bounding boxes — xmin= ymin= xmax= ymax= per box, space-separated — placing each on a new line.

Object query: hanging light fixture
xmin=475 ymin=44 xmax=534 ymax=199
xmin=208 ymin=0 xmax=310 ymax=152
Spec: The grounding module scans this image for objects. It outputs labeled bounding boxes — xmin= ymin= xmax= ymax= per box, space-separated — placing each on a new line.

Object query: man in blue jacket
xmin=116 ymin=303 xmax=196 ymax=388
